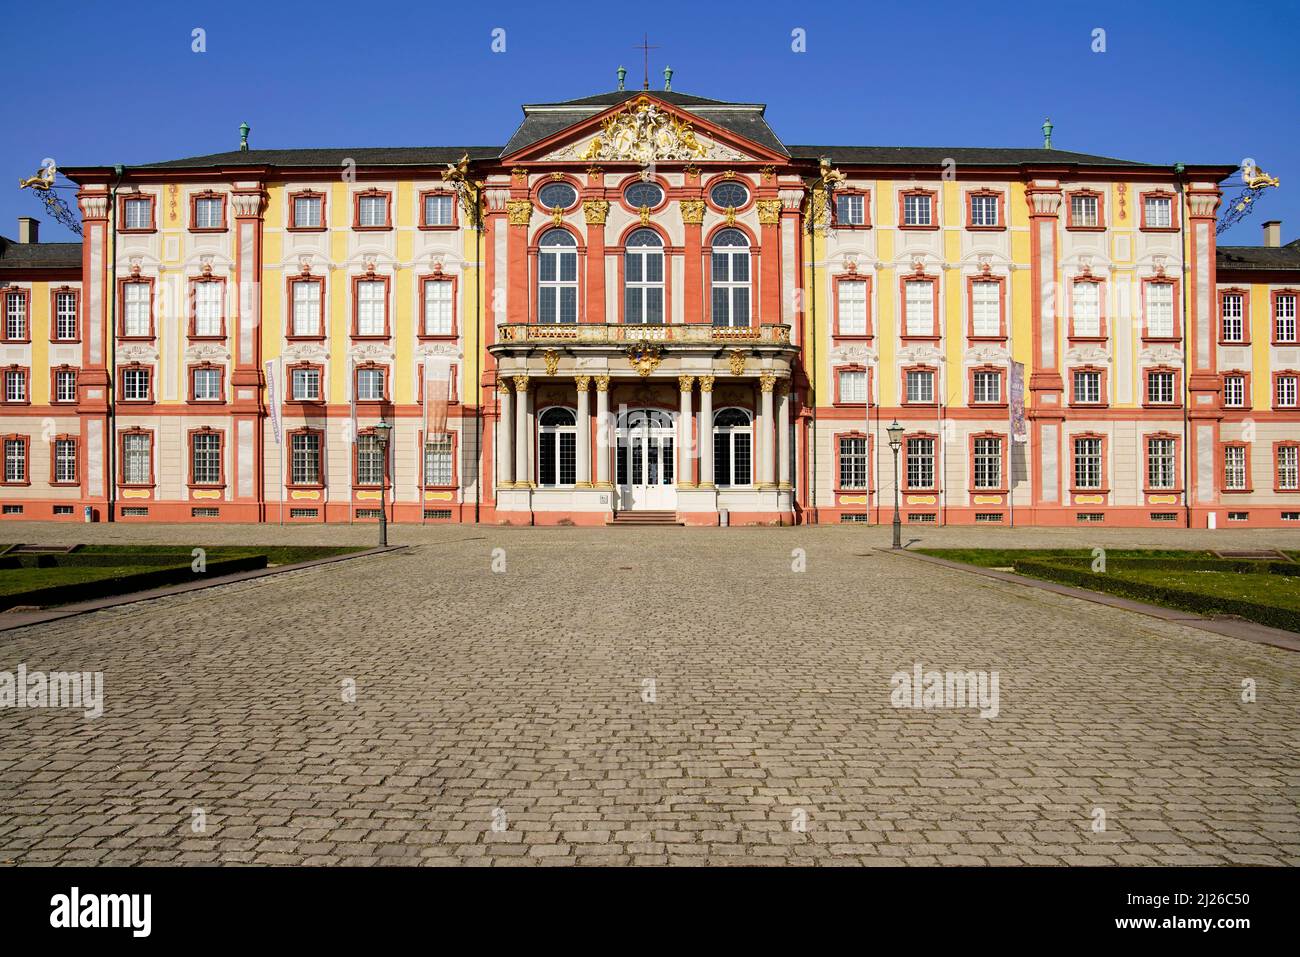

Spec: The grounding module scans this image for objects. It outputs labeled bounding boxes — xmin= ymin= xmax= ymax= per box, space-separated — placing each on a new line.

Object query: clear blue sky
xmin=3 ymin=0 xmax=1297 ymax=244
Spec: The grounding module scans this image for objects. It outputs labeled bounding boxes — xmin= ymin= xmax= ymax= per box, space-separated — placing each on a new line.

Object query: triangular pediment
xmin=502 ymin=94 xmax=788 ymax=165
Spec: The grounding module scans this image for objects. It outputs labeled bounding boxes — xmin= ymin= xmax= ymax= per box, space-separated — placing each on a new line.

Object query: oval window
xmin=624 ymin=182 xmax=664 ymax=209
xmin=538 ymin=182 xmax=578 ymax=209
xmin=710 ymin=181 xmax=749 ymax=209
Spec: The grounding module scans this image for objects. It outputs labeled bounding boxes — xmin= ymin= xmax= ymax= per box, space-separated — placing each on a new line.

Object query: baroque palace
xmin=2 ymin=76 xmax=1298 ymax=527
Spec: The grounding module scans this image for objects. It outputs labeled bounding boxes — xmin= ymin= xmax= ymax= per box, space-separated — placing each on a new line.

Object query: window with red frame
xmin=292 ymin=193 xmax=324 ymax=229
xmin=191 ymin=365 xmax=223 ymax=402
xmin=972 ymin=435 xmax=1003 ymax=490
xmin=972 ymin=368 xmax=1002 ymax=404
xmin=905 ymin=436 xmax=936 ymax=489
xmin=904 ymin=367 xmax=936 ymax=404
xmin=834 ymin=193 xmax=866 ymax=226
xmin=1222 ymin=374 xmax=1246 ymax=408
xmin=1224 ymin=444 xmax=1249 ymax=491
xmin=290 ymin=431 xmax=323 ymax=486
xmin=1071 ymin=281 xmax=1103 ymax=337
xmin=3 ymin=437 xmax=27 ymax=483
xmin=120 ymin=432 xmax=152 ymax=485
xmin=53 ymin=437 xmax=77 ymax=484
xmin=121 ymin=282 xmax=152 ymax=337
xmin=837 ymin=279 xmax=869 ymax=336
xmin=837 ymin=368 xmax=868 ymax=404
xmin=1277 ymin=445 xmax=1299 ymax=491
xmin=355 ymin=279 xmax=387 ymax=336
xmin=968 ymin=193 xmax=1001 ymax=228
xmin=1146 ymin=369 xmax=1177 ymax=405
xmin=355 ymin=192 xmax=390 ymax=228
xmin=838 ymin=435 xmax=869 ymax=489
xmin=290 ymin=278 xmax=323 ymax=337
xmin=1142 ymin=194 xmax=1174 ymax=229
xmin=901 ymin=192 xmax=934 ymax=227
xmin=1221 ymin=291 xmax=1246 ymax=342
xmin=289 ymin=365 xmax=323 ymax=402
xmin=1072 ymin=369 xmax=1104 ymax=405
xmin=3 ymin=368 xmax=27 ymax=403
xmin=1146 ymin=436 xmax=1178 ymax=490
xmin=53 ymin=289 xmax=78 ymax=341
xmin=355 ymin=365 xmax=386 ymax=402
xmin=191 ymin=280 xmax=224 ymax=337
xmin=970 ymin=280 xmax=1001 ymax=337
xmin=1068 ymin=192 xmax=1101 ymax=228
xmin=121 ymin=196 xmax=153 ymax=230
xmin=191 ymin=431 xmax=222 ymax=485
xmin=422 ymin=193 xmax=455 ymax=227
xmin=53 ymin=368 xmax=77 ymax=404
xmin=1277 ymin=374 xmax=1298 ymax=408
xmin=1145 ymin=282 xmax=1176 ymax=338
xmin=3 ymin=289 xmax=28 ymax=341
xmin=422 ymin=278 xmax=454 ymax=336
xmin=192 ymin=194 xmax=224 ymax=230
xmin=423 ymin=433 xmax=454 ymax=486
xmin=121 ymin=366 xmax=151 ymax=402
xmin=1275 ymin=292 xmax=1297 ymax=342
xmin=903 ymin=279 xmax=936 ymax=337
xmin=1072 ymin=436 xmax=1104 ymax=489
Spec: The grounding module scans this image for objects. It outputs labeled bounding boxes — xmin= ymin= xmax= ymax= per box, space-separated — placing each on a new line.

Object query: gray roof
xmin=130 ymin=146 xmax=502 ymax=171
xmin=1216 ymin=239 xmax=1300 ymax=272
xmin=0 ymin=238 xmax=81 ymax=272
xmin=785 ymin=145 xmax=1158 ymax=168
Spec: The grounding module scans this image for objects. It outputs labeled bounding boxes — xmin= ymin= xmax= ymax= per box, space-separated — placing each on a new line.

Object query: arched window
xmin=624 ymin=229 xmax=664 ymax=325
xmin=711 ymin=229 xmax=751 ymax=328
xmin=538 ymin=406 xmax=576 ymax=486
xmin=538 ymin=230 xmax=578 ymax=324
xmin=713 ymin=407 xmax=752 ymax=486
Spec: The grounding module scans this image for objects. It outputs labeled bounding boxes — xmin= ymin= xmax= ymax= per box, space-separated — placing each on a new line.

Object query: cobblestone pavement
xmin=1 ymin=525 xmax=1297 ymax=866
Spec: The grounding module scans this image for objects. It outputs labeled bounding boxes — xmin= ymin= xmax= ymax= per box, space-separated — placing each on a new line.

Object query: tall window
xmin=356 ymin=434 xmax=385 ymax=485
xmin=835 ymin=194 xmax=865 ymax=226
xmin=624 ymin=229 xmax=664 ymax=324
xmin=54 ymin=291 xmax=77 ymax=341
xmin=905 ymin=368 xmax=935 ymax=404
xmin=121 ymin=433 xmax=151 ymax=485
xmin=357 ymin=194 xmax=388 ymax=228
xmin=1277 ymin=374 xmax=1298 ymax=408
xmin=713 ymin=408 xmax=752 ymax=486
xmin=55 ymin=369 xmax=77 ymax=403
xmin=4 ymin=369 xmax=26 ymax=403
xmin=969 ymin=194 xmax=999 ymax=227
xmin=122 ymin=197 xmax=151 ymax=230
xmin=1223 ymin=374 xmax=1245 ymax=408
xmin=423 ymin=194 xmax=454 ymax=227
xmin=1070 ymin=194 xmax=1099 ymax=227
xmin=191 ymin=432 xmax=222 ymax=485
xmin=54 ymin=438 xmax=77 ymax=483
xmin=537 ymin=407 xmax=576 ymax=486
xmin=5 ymin=291 xmax=27 ymax=340
xmin=423 ymin=279 xmax=454 ymax=336
xmin=1224 ymin=445 xmax=1248 ymax=490
xmin=711 ymin=229 xmax=751 ymax=328
xmin=1278 ymin=446 xmax=1299 ymax=491
xmin=1072 ymin=282 xmax=1101 ymax=337
xmin=1221 ymin=293 xmax=1245 ymax=342
xmin=424 ymin=433 xmax=453 ymax=486
xmin=904 ymin=280 xmax=935 ymax=336
xmin=292 ymin=280 xmax=321 ymax=337
xmin=355 ymin=280 xmax=386 ymax=336
xmin=4 ymin=438 xmax=26 ymax=483
xmin=902 ymin=193 xmax=932 ymax=226
xmin=1073 ymin=437 xmax=1103 ymax=489
xmin=1145 ymin=283 xmax=1175 ymax=337
xmin=1147 ymin=370 xmax=1176 ymax=405
xmin=1147 ymin=436 xmax=1177 ymax=490
xmin=906 ymin=436 xmax=935 ymax=489
xmin=192 ymin=281 xmax=222 ymax=337
xmin=290 ymin=366 xmax=321 ymax=401
xmin=839 ymin=436 xmax=868 ymax=489
xmin=293 ymin=194 xmax=322 ymax=228
xmin=122 ymin=282 xmax=151 ymax=337
xmin=121 ymin=367 xmax=150 ymax=401
xmin=838 ymin=369 xmax=867 ymax=404
xmin=356 ymin=366 xmax=385 ymax=401
xmin=537 ymin=230 xmax=578 ymax=324
xmin=971 ymin=281 xmax=1001 ymax=337
xmin=290 ymin=432 xmax=321 ymax=486
xmin=1073 ymin=369 xmax=1102 ymax=405
xmin=838 ymin=280 xmax=867 ymax=335
xmin=973 ymin=436 xmax=1002 ymax=489
xmin=972 ymin=369 xmax=1001 ymax=404
xmin=1144 ymin=195 xmax=1172 ymax=228
xmin=192 ymin=366 xmax=222 ymax=402
xmin=1276 ymin=293 xmax=1297 ymax=342
xmin=193 ymin=196 xmax=223 ymax=229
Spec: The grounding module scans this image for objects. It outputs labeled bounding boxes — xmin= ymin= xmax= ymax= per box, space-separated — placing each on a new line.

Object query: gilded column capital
xmin=756 ymin=199 xmax=783 ymax=226
xmin=497 ymin=379 xmax=512 ymax=395
xmin=679 ymin=199 xmax=706 ymax=225
xmin=506 ymin=199 xmax=533 ymax=226
xmin=574 ymin=374 xmax=592 ymax=390
xmin=759 ymin=372 xmax=777 ymax=393
xmin=512 ymin=375 xmax=530 ymax=394
xmin=698 ymin=374 xmax=715 ymax=393
xmin=594 ymin=374 xmax=611 ymax=392
xmin=583 ymin=200 xmax=610 ymax=225
xmin=677 ymin=375 xmax=695 ymax=393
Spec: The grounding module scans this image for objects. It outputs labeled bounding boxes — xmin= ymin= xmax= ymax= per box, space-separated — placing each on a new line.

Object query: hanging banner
xmin=425 ymin=357 xmax=453 ymax=434
xmin=1009 ymin=360 xmax=1027 ymax=443
xmin=265 ymin=358 xmax=282 ymax=445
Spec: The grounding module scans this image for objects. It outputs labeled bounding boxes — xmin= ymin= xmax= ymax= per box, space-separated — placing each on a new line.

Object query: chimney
xmin=17 ymin=217 xmax=38 ymax=244
xmin=1263 ymin=220 xmax=1281 ymax=248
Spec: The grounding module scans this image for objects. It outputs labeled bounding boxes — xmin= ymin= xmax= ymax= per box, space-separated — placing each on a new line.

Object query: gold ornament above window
xmin=578 ymin=97 xmax=711 ymax=164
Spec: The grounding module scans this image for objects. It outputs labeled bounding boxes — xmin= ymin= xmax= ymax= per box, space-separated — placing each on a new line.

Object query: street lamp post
xmin=374 ymin=418 xmax=393 ymax=547
xmin=887 ymin=420 xmax=904 ymax=549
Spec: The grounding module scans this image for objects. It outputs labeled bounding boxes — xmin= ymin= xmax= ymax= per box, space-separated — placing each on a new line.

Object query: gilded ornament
xmin=678 ymin=375 xmax=695 ymax=393
xmin=506 ymin=199 xmax=532 ymax=226
xmin=577 ymin=96 xmax=710 ymax=164
xmin=679 ymin=199 xmax=706 ymax=225
xmin=727 ymin=349 xmax=747 ymax=376
xmin=757 ymin=199 xmax=782 ymax=225
xmin=639 ymin=206 xmax=651 ymax=226
xmin=583 ymin=200 xmax=609 ymax=225
xmin=497 ymin=379 xmax=512 ymax=394
xmin=574 ymin=374 xmax=591 ymax=390
xmin=759 ymin=372 xmax=777 ymax=393
xmin=594 ymin=374 xmax=611 ymax=392
xmin=698 ymin=374 xmax=715 ymax=393
xmin=625 ymin=340 xmax=664 ymax=377
xmin=512 ymin=375 xmax=530 ymax=394
xmin=542 ymin=349 xmax=560 ymax=377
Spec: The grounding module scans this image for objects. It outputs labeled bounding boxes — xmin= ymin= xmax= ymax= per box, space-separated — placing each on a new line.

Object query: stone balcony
xmin=494 ymin=322 xmax=794 ymax=347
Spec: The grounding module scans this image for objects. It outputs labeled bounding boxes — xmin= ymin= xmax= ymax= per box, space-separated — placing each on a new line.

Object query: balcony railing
xmin=496 ymin=322 xmax=793 ymax=345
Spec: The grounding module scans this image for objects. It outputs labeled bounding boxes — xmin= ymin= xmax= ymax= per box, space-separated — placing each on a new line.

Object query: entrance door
xmin=616 ymin=409 xmax=676 ymax=510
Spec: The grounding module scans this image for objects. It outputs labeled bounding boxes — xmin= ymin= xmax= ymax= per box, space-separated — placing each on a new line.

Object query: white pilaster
xmin=776 ymin=379 xmax=791 ymax=490
xmin=575 ymin=375 xmax=591 ymax=485
xmin=497 ymin=381 xmax=513 ymax=488
xmin=594 ymin=375 xmax=611 ymax=487
xmin=677 ymin=375 xmax=694 ymax=487
xmin=759 ymin=373 xmax=776 ymax=488
xmin=698 ymin=375 xmax=714 ymax=487
xmin=513 ymin=375 xmax=530 ymax=487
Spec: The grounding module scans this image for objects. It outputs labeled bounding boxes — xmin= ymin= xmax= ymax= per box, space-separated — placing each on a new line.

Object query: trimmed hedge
xmin=1037 ymin=557 xmax=1300 ymax=576
xmin=0 ymin=555 xmax=267 ymax=610
xmin=1011 ymin=559 xmax=1300 ymax=633
xmin=0 ymin=552 xmax=210 ymax=571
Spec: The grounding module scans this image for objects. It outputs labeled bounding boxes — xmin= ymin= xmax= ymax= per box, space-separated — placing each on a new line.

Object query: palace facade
xmin=2 ymin=82 xmax=1298 ymax=527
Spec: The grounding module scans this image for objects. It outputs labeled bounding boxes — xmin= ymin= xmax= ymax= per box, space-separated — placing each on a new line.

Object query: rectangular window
xmin=292 ymin=280 xmax=321 ymax=337
xmin=1072 ymin=282 xmax=1101 ymax=337
xmin=1073 ymin=437 xmax=1103 ymax=489
xmin=1224 ymin=445 xmax=1247 ymax=490
xmin=356 ymin=280 xmax=386 ymax=336
xmin=1276 ymin=294 xmax=1297 ymax=342
xmin=1277 ymin=375 xmax=1298 ymax=408
xmin=5 ymin=292 xmax=27 ymax=340
xmin=972 ymin=370 xmax=1001 ymax=404
xmin=4 ymin=370 xmax=26 ymax=403
xmin=1223 ymin=375 xmax=1245 ymax=408
xmin=122 ymin=433 xmax=151 ymax=485
xmin=122 ymin=368 xmax=150 ymax=401
xmin=192 ymin=282 xmax=222 ymax=336
xmin=194 ymin=196 xmax=223 ymax=229
xmin=123 ymin=283 xmax=151 ymax=337
xmin=1146 ymin=283 xmax=1175 ymax=337
xmin=55 ymin=369 xmax=77 ymax=403
xmin=1073 ymin=370 xmax=1102 ymax=405
xmin=1147 ymin=371 xmax=1176 ymax=405
xmin=835 ymin=194 xmax=864 ymax=226
xmin=905 ymin=369 xmax=934 ymax=404
xmin=293 ymin=195 xmax=322 ymax=228
xmin=424 ymin=194 xmax=454 ymax=227
xmin=193 ymin=367 xmax=221 ymax=401
xmin=1278 ymin=446 xmax=1299 ymax=490
xmin=54 ymin=291 xmax=77 ymax=340
xmin=290 ymin=432 xmax=321 ymax=486
xmin=1221 ymin=293 xmax=1244 ymax=342
xmin=973 ymin=436 xmax=1002 ymax=489
xmin=837 ymin=280 xmax=867 ymax=335
xmin=424 ymin=433 xmax=454 ymax=486
xmin=54 ymin=438 xmax=76 ymax=484
xmin=969 ymin=194 xmax=999 ymax=227
xmin=904 ymin=281 xmax=934 ymax=336
xmin=906 ymin=436 xmax=935 ymax=489
xmin=4 ymin=438 xmax=26 ymax=483
xmin=1144 ymin=195 xmax=1172 ymax=228
xmin=357 ymin=195 xmax=388 ymax=228
xmin=1070 ymin=194 xmax=1098 ymax=227
xmin=356 ymin=434 xmax=384 ymax=485
xmin=838 ymin=369 xmax=866 ymax=404
xmin=192 ymin=432 xmax=222 ymax=485
xmin=902 ymin=193 xmax=932 ymax=226
xmin=971 ymin=281 xmax=1001 ymax=337
xmin=838 ymin=436 xmax=868 ymax=489
xmin=1147 ymin=437 xmax=1177 ymax=490
xmin=291 ymin=367 xmax=321 ymax=402
xmin=423 ymin=280 xmax=454 ymax=336
xmin=356 ymin=367 xmax=385 ymax=401
xmin=123 ymin=197 xmax=151 ymax=230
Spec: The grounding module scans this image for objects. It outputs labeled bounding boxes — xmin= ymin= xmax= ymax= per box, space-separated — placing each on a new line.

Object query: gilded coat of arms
xmin=625 ymin=340 xmax=664 ymax=377
xmin=579 ymin=97 xmax=711 ymax=164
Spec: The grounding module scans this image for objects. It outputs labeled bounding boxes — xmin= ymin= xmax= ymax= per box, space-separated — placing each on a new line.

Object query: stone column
xmin=698 ymin=375 xmax=714 ymax=487
xmin=677 ymin=375 xmax=694 ymax=486
xmin=759 ymin=373 xmax=777 ymax=488
xmin=496 ymin=380 xmax=513 ymax=489
xmin=513 ymin=375 xmax=530 ymax=487
xmin=575 ymin=375 xmax=592 ymax=485
xmin=776 ymin=379 xmax=791 ymax=490
xmin=583 ymin=200 xmax=608 ymax=325
xmin=594 ymin=375 xmax=611 ymax=487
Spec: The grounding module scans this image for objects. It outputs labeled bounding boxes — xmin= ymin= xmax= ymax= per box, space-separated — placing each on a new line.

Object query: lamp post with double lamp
xmin=887 ymin=420 xmax=904 ymax=549
xmin=373 ymin=418 xmax=393 ymax=547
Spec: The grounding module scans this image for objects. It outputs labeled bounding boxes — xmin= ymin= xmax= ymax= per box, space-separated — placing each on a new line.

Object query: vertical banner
xmin=265 ymin=358 xmax=282 ymax=445
xmin=1009 ymin=360 xmax=1027 ymax=443
xmin=425 ymin=357 xmax=452 ymax=434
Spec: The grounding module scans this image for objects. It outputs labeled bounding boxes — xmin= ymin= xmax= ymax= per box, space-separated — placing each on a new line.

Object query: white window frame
xmin=1146 ymin=283 xmax=1175 ymax=338
xmin=838 ymin=369 xmax=867 ymax=404
xmin=355 ymin=280 xmax=386 ymax=337
xmin=624 ymin=229 xmax=665 ymax=325
xmin=838 ymin=280 xmax=868 ymax=335
xmin=538 ymin=230 xmax=579 ymax=324
xmin=292 ymin=280 xmax=322 ymax=337
xmin=971 ymin=280 xmax=1001 ymax=337
xmin=423 ymin=279 xmax=454 ymax=336
xmin=711 ymin=230 xmax=751 ymax=328
xmin=54 ymin=291 xmax=77 ymax=341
